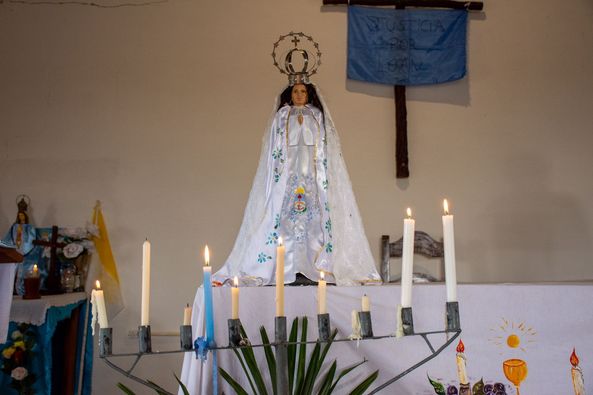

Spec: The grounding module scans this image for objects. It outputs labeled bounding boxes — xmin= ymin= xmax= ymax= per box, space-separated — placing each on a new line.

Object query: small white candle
xmin=361 ymin=294 xmax=370 ymax=312
xmin=93 ymin=280 xmax=109 ymax=328
xmin=141 ymin=239 xmax=151 ymax=326
xmin=231 ymin=276 xmax=240 ymax=320
xmin=318 ymin=271 xmax=327 ymax=315
xmin=571 ymin=348 xmax=585 ymax=395
xmin=276 ymin=237 xmax=285 ymax=317
xmin=401 ymin=208 xmax=415 ymax=308
xmin=442 ymin=199 xmax=458 ymax=302
xmin=183 ymin=303 xmax=192 ymax=326
xmin=456 ymin=339 xmax=468 ymax=384
xmin=351 ymin=310 xmax=360 ymax=334
xmin=32 ymin=264 xmax=39 ymax=278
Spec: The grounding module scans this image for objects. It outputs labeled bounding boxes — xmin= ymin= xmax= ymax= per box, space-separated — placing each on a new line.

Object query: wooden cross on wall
xmin=323 ymin=0 xmax=484 ymax=178
xmin=33 ymin=225 xmax=66 ymax=294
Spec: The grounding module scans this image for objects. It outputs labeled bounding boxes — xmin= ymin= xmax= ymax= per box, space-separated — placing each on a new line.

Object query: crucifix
xmin=323 ymin=0 xmax=484 ymax=178
xmin=33 ymin=225 xmax=66 ymax=294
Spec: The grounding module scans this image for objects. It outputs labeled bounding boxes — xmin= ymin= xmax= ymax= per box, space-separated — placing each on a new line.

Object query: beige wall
xmin=1 ymin=0 xmax=592 ymax=392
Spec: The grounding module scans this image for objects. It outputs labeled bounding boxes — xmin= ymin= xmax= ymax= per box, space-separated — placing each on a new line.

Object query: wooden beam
xmin=322 ymin=0 xmax=483 ymax=10
xmin=0 ymin=245 xmax=23 ymax=264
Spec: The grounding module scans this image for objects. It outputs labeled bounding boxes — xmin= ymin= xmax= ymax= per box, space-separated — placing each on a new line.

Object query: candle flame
xmin=278 ymin=236 xmax=283 ymax=246
xmin=456 ymin=339 xmax=465 ymax=353
xmin=204 ymin=245 xmax=210 ymax=266
xmin=406 ymin=207 xmax=412 ymax=219
xmin=443 ymin=199 xmax=450 ymax=215
xmin=320 ymin=271 xmax=325 ymax=281
xmin=95 ymin=280 xmax=101 ymax=290
xmin=571 ymin=348 xmax=580 ymax=367
xmin=233 ymin=276 xmax=239 ymax=287
xmin=33 ymin=264 xmax=38 ymax=272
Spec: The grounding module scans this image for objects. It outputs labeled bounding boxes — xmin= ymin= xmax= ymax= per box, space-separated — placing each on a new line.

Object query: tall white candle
xmin=276 ymin=237 xmax=285 ymax=317
xmin=231 ymin=276 xmax=240 ymax=320
xmin=401 ymin=208 xmax=415 ymax=308
xmin=361 ymin=294 xmax=370 ymax=312
xmin=93 ymin=280 xmax=109 ymax=328
xmin=442 ymin=199 xmax=458 ymax=302
xmin=318 ymin=271 xmax=327 ymax=315
xmin=183 ymin=303 xmax=192 ymax=326
xmin=141 ymin=239 xmax=151 ymax=326
xmin=571 ymin=348 xmax=585 ymax=395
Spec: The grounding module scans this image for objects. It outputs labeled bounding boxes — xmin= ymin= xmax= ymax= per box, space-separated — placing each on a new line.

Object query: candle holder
xmin=23 ymin=276 xmax=41 ymax=300
xmin=275 ymin=316 xmax=288 ymax=394
xmin=99 ymin=327 xmax=113 ymax=357
xmin=401 ymin=307 xmax=414 ymax=335
xmin=228 ymin=318 xmax=242 ymax=347
xmin=317 ymin=313 xmax=331 ymax=341
xmin=446 ymin=301 xmax=460 ymax=331
xmin=358 ymin=311 xmax=373 ymax=338
xmin=138 ymin=325 xmax=152 ymax=353
xmin=180 ymin=325 xmax=192 ymax=350
xmin=459 ymin=383 xmax=471 ymax=395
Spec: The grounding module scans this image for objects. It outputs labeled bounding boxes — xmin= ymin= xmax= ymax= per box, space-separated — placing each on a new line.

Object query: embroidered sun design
xmin=488 ymin=318 xmax=536 ymax=354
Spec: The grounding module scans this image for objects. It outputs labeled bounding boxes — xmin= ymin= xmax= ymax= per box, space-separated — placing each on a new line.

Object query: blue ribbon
xmin=193 ymin=337 xmax=218 ymax=394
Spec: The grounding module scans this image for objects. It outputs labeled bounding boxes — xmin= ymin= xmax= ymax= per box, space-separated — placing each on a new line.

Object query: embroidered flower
xmin=273 ymin=168 xmax=281 ymax=183
xmin=11 ymin=367 xmax=28 ymax=381
xmin=325 ymin=202 xmax=330 ymax=212
xmin=325 ymin=219 xmax=332 ymax=234
xmin=322 ymin=158 xmax=327 ymax=169
xmin=325 ymin=242 xmax=333 ymax=253
xmin=257 ymin=253 xmax=272 ymax=263
xmin=272 ymin=148 xmax=283 ymax=160
xmin=274 ymin=214 xmax=280 ymax=229
xmin=266 ymin=232 xmax=279 ymax=245
xmin=322 ymin=180 xmax=329 ymax=190
xmin=276 ymin=127 xmax=283 ymax=135
xmin=63 ymin=243 xmax=84 ymax=259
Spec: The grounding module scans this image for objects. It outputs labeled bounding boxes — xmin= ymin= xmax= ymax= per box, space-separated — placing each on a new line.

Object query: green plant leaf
xmin=117 ymin=383 xmax=136 ymax=395
xmin=472 ymin=378 xmax=485 ymax=395
xmin=348 ymin=370 xmax=379 ymax=395
xmin=287 ymin=316 xmax=299 ymax=394
xmin=303 ymin=341 xmax=323 ymax=395
xmin=318 ymin=360 xmax=337 ymax=395
xmin=329 ymin=359 xmax=368 ymax=393
xmin=174 ymin=373 xmax=190 ymax=395
xmin=427 ymin=374 xmax=446 ymax=395
xmin=260 ymin=325 xmax=277 ymax=395
xmin=232 ymin=347 xmax=257 ymax=394
xmin=146 ymin=379 xmax=170 ymax=395
xmin=219 ymin=367 xmax=250 ymax=395
xmin=293 ymin=316 xmax=308 ymax=394
xmin=239 ymin=326 xmax=268 ymax=395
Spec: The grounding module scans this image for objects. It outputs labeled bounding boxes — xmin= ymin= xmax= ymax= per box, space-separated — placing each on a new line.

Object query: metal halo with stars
xmin=271 ymin=32 xmax=322 ymax=85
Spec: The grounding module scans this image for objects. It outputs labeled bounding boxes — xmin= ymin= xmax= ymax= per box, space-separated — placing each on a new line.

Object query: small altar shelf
xmin=179 ymin=283 xmax=593 ymax=394
xmin=0 ymin=293 xmax=92 ymax=395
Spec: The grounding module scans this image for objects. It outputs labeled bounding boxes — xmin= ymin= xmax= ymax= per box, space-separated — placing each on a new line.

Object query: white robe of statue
xmin=213 ymin=84 xmax=381 ymax=286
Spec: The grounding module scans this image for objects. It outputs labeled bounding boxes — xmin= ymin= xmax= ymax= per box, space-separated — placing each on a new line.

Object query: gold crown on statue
xmin=272 ymin=32 xmax=322 ymax=85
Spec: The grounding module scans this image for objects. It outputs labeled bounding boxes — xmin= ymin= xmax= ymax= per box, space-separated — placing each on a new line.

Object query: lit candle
xmin=571 ymin=348 xmax=585 ymax=395
xmin=442 ymin=199 xmax=458 ymax=302
xmin=183 ymin=303 xmax=192 ymax=326
xmin=141 ymin=239 xmax=151 ymax=326
xmin=318 ymin=271 xmax=327 ymax=315
xmin=456 ymin=339 xmax=468 ymax=384
xmin=401 ymin=208 xmax=415 ymax=308
xmin=276 ymin=237 xmax=285 ymax=317
xmin=203 ymin=245 xmax=215 ymax=343
xmin=231 ymin=276 xmax=240 ymax=320
xmin=32 ymin=264 xmax=39 ymax=278
xmin=92 ymin=280 xmax=109 ymax=329
xmin=361 ymin=294 xmax=370 ymax=312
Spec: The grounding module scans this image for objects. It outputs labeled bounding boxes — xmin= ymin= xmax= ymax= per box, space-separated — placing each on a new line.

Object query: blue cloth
xmin=0 ymin=300 xmax=92 ymax=395
xmin=348 ymin=6 xmax=467 ymax=86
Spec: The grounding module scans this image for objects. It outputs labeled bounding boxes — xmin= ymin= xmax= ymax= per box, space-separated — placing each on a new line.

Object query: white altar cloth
xmin=180 ymin=283 xmax=593 ymax=394
xmin=9 ymin=292 xmax=87 ymax=325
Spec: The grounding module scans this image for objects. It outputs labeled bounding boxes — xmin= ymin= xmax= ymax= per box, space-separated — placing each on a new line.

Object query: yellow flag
xmin=89 ymin=201 xmax=124 ymax=319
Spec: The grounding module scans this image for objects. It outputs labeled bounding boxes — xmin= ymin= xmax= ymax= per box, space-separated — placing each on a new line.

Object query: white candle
xmin=183 ymin=303 xmax=192 ymax=326
xmin=93 ymin=280 xmax=109 ymax=328
xmin=276 ymin=237 xmax=285 ymax=317
xmin=571 ymin=348 xmax=585 ymax=395
xmin=351 ymin=309 xmax=360 ymax=335
xmin=32 ymin=264 xmax=39 ymax=278
xmin=141 ymin=239 xmax=151 ymax=326
xmin=456 ymin=339 xmax=468 ymax=384
xmin=231 ymin=276 xmax=240 ymax=320
xmin=361 ymin=294 xmax=370 ymax=312
xmin=318 ymin=271 xmax=327 ymax=315
xmin=401 ymin=208 xmax=415 ymax=308
xmin=442 ymin=199 xmax=458 ymax=302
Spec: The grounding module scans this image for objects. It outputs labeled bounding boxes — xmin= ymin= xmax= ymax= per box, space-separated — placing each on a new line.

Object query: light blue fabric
xmin=348 ymin=6 xmax=467 ymax=86
xmin=0 ymin=300 xmax=92 ymax=395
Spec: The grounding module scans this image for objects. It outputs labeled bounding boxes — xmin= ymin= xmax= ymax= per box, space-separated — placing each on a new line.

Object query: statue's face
xmin=17 ymin=212 xmax=26 ymax=224
xmin=291 ymin=84 xmax=308 ymax=106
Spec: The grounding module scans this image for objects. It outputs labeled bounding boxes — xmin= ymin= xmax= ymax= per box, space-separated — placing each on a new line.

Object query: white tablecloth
xmin=180 ymin=283 xmax=593 ymax=394
xmin=10 ymin=292 xmax=88 ymax=325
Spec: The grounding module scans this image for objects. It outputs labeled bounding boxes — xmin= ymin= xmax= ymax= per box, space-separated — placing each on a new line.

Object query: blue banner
xmin=348 ymin=6 xmax=467 ymax=86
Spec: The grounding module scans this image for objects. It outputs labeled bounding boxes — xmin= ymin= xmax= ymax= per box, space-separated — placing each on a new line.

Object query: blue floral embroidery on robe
xmin=257 ymin=252 xmax=272 ymax=263
xmin=266 ymin=232 xmax=279 ymax=245
xmin=325 ymin=242 xmax=333 ymax=253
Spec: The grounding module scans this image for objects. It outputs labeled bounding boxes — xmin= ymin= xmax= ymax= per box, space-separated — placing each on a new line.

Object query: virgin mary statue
xmin=213 ymin=33 xmax=380 ymax=286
